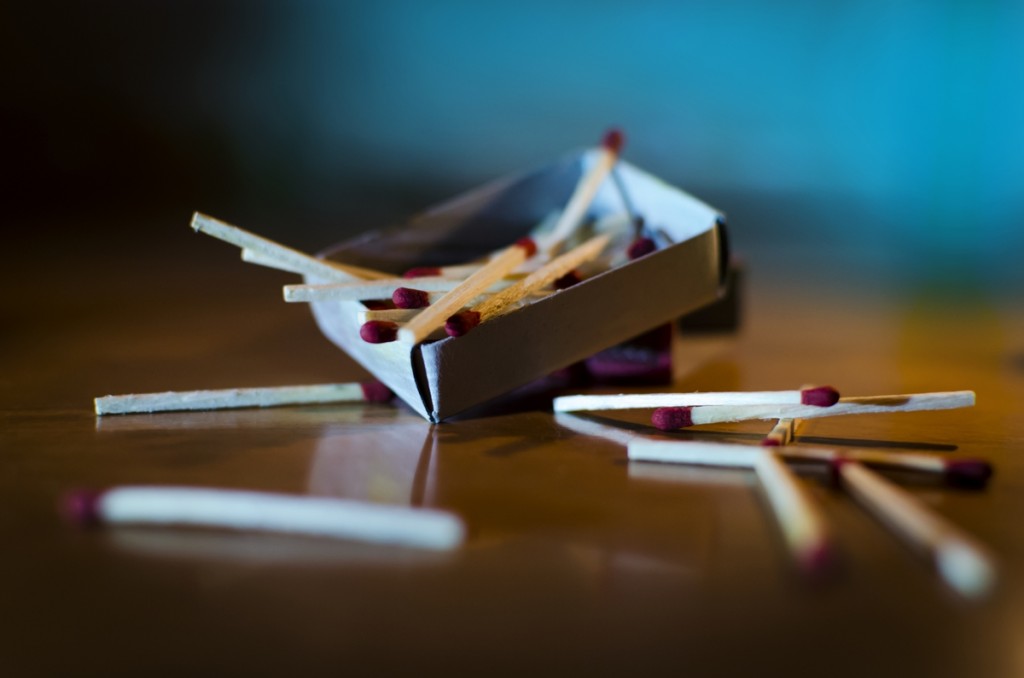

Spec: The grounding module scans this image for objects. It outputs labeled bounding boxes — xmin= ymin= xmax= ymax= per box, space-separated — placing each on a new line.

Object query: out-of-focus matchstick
xmin=94 ymin=382 xmax=394 ymax=415
xmin=240 ymin=247 xmax=390 ymax=280
xmin=539 ymin=129 xmax=624 ymax=255
xmin=779 ymin=447 xmax=994 ymax=489
xmin=283 ymin=275 xmax=516 ymax=304
xmin=403 ymin=264 xmax=481 ymax=279
xmin=398 ymin=238 xmax=539 ymax=345
xmin=62 ymin=486 xmax=465 ymax=551
xmin=554 ymin=386 xmax=840 ymax=413
xmin=831 ymin=459 xmax=996 ymax=598
xmin=191 ymin=213 xmax=384 ymax=282
xmin=358 ymin=308 xmax=421 ymax=324
xmin=445 ymin=233 xmax=612 ymax=337
xmin=762 ymin=418 xmax=806 ymax=446
xmin=628 ymin=440 xmax=834 ymax=574
xmin=651 ymin=391 xmax=975 ymax=431
xmin=360 ymin=321 xmax=400 ymax=344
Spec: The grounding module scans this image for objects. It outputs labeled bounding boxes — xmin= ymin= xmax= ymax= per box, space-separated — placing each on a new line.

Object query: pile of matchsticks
xmin=554 ymin=385 xmax=995 ymax=598
xmin=191 ymin=129 xmax=658 ymax=349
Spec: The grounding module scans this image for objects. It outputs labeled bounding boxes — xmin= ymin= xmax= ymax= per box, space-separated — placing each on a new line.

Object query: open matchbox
xmin=308 ymin=150 xmax=729 ymax=422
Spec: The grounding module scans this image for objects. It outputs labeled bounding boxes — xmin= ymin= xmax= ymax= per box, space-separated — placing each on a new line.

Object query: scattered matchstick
xmin=778 ymin=447 xmax=994 ymax=489
xmin=831 ymin=459 xmax=996 ymax=598
xmin=762 ymin=418 xmax=806 ymax=446
xmin=63 ymin=486 xmax=465 ymax=551
xmin=651 ymin=390 xmax=975 ymax=431
xmin=191 ymin=213 xmax=385 ymax=282
xmin=398 ymin=237 xmax=539 ymax=345
xmin=444 ymin=233 xmax=612 ymax=337
xmin=94 ymin=382 xmax=394 ymax=415
xmin=539 ymin=129 xmax=624 ymax=254
xmin=554 ymin=386 xmax=840 ymax=413
xmin=628 ymin=440 xmax=834 ymax=573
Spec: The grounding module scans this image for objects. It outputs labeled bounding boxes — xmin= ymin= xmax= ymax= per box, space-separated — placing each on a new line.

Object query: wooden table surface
xmin=3 ymin=220 xmax=1023 ymax=676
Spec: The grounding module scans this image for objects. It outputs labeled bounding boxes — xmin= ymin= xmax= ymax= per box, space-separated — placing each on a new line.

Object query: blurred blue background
xmin=5 ymin=0 xmax=1022 ymax=297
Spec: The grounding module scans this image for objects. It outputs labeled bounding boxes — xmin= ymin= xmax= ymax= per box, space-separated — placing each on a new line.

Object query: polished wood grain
xmin=3 ymin=222 xmax=1024 ymax=676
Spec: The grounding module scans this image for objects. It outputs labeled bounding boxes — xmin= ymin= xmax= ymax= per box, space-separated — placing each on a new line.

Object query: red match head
xmin=61 ymin=489 xmax=103 ymax=527
xmin=359 ymin=321 xmax=398 ymax=344
xmin=360 ymin=381 xmax=395 ymax=404
xmin=827 ymin=457 xmax=851 ymax=487
xmin=393 ymin=287 xmax=431 ymax=309
xmin=602 ymin=128 xmax=625 ymax=154
xmin=801 ymin=386 xmax=840 ymax=407
xmin=944 ymin=459 xmax=994 ymax=489
xmin=445 ymin=310 xmax=481 ymax=337
xmin=760 ymin=437 xmax=782 ymax=447
xmin=627 ymin=237 xmax=657 ymax=260
xmin=651 ymin=406 xmax=693 ymax=431
xmin=403 ymin=266 xmax=442 ymax=278
xmin=515 ymin=237 xmax=538 ymax=258
xmin=554 ymin=270 xmax=583 ymax=290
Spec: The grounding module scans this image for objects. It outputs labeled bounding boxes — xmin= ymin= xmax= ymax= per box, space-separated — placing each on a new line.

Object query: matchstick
xmin=777 ymin=447 xmax=994 ymax=489
xmin=445 ymin=233 xmax=612 ymax=337
xmin=403 ymin=264 xmax=481 ymax=279
xmin=832 ymin=460 xmax=996 ymax=598
xmin=761 ymin=418 xmax=806 ymax=446
xmin=651 ymin=391 xmax=976 ymax=430
xmin=94 ymin=382 xmax=393 ymax=415
xmin=539 ymin=129 xmax=624 ymax=254
xmin=283 ymin=275 xmax=503 ymax=304
xmin=358 ymin=308 xmax=421 ymax=324
xmin=554 ymin=386 xmax=840 ymax=413
xmin=241 ymin=247 xmax=391 ymax=280
xmin=63 ymin=486 xmax=465 ymax=551
xmin=628 ymin=440 xmax=833 ymax=573
xmin=191 ymin=212 xmax=383 ymax=282
xmin=398 ymin=238 xmax=539 ymax=345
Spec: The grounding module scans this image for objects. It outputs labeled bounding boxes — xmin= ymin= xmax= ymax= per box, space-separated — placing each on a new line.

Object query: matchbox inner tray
xmin=308 ymin=150 xmax=728 ymax=422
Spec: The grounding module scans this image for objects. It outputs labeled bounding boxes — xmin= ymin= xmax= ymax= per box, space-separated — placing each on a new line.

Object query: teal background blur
xmin=5 ymin=1 xmax=1022 ymax=297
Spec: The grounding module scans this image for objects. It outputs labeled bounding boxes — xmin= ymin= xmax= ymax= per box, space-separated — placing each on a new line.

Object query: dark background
xmin=4 ymin=1 xmax=1022 ymax=299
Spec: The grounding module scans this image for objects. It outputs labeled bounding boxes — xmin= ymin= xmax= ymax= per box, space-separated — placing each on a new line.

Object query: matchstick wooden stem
xmin=654 ymin=391 xmax=975 ymax=429
xmin=450 ymin=233 xmax=611 ymax=335
xmin=398 ymin=240 xmax=536 ymax=345
xmin=554 ymin=387 xmax=839 ymax=413
xmin=835 ymin=461 xmax=996 ymax=598
xmin=69 ymin=487 xmax=465 ymax=550
xmin=754 ymin=451 xmax=833 ymax=572
xmin=358 ymin=308 xmax=421 ymax=324
xmin=540 ymin=137 xmax=622 ymax=254
xmin=284 ymin=276 xmax=518 ymax=304
xmin=762 ymin=418 xmax=806 ymax=446
xmin=94 ymin=383 xmax=385 ymax=415
xmin=241 ymin=247 xmax=391 ymax=280
xmin=191 ymin=213 xmax=382 ymax=282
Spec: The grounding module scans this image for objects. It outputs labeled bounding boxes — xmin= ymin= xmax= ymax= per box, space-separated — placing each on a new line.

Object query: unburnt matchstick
xmin=539 ymin=129 xmax=624 ymax=255
xmin=761 ymin=418 xmax=805 ymax=446
xmin=360 ymin=321 xmax=400 ymax=344
xmin=63 ymin=486 xmax=465 ymax=551
xmin=445 ymin=233 xmax=612 ymax=338
xmin=94 ymin=382 xmax=394 ymax=415
xmin=831 ymin=459 xmax=996 ymax=598
xmin=651 ymin=390 xmax=975 ymax=431
xmin=628 ymin=440 xmax=834 ymax=574
xmin=403 ymin=264 xmax=481 ymax=279
xmin=398 ymin=237 xmax=539 ymax=345
xmin=191 ymin=213 xmax=387 ymax=282
xmin=779 ymin=447 xmax=994 ymax=489
xmin=283 ymin=275 xmax=516 ymax=304
xmin=554 ymin=386 xmax=840 ymax=413
xmin=358 ymin=308 xmax=421 ymax=324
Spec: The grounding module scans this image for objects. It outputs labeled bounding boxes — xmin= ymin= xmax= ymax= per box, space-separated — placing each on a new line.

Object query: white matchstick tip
xmin=801 ymin=386 xmax=840 ymax=406
xmin=602 ymin=128 xmax=625 ymax=153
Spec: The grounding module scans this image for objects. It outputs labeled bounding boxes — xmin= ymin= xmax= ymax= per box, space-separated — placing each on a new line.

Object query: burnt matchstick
xmin=94 ymin=382 xmax=393 ymax=415
xmin=360 ymin=321 xmax=399 ymax=344
xmin=398 ymin=237 xmax=539 ymax=345
xmin=628 ymin=440 xmax=834 ymax=574
xmin=539 ymin=129 xmax=625 ymax=255
xmin=190 ymin=213 xmax=386 ymax=282
xmin=62 ymin=486 xmax=465 ymax=551
xmin=554 ymin=386 xmax=840 ymax=413
xmin=650 ymin=390 xmax=975 ymax=431
xmin=444 ymin=233 xmax=612 ymax=338
xmin=830 ymin=459 xmax=996 ymax=598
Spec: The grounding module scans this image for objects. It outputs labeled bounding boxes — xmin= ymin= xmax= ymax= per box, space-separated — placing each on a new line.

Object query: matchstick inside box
xmin=306 ymin=150 xmax=728 ymax=422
